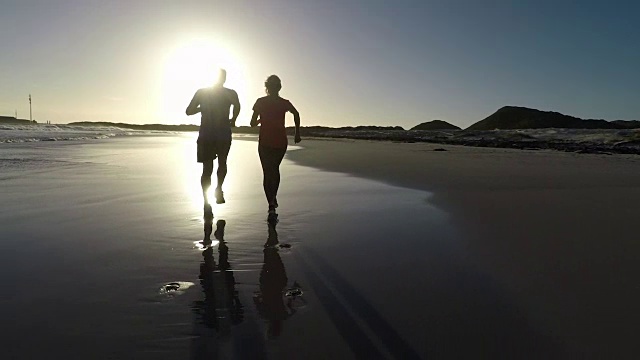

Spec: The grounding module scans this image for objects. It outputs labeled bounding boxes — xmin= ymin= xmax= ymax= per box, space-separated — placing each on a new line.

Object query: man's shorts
xmin=197 ymin=139 xmax=231 ymax=163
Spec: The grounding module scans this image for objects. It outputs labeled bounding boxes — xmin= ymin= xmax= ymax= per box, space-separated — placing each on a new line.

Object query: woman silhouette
xmin=250 ymin=75 xmax=301 ymax=221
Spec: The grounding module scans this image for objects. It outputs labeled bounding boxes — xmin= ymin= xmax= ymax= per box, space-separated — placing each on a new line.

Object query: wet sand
xmin=0 ymin=135 xmax=474 ymax=359
xmin=287 ymin=138 xmax=640 ymax=358
xmin=1 ymin=135 xmax=638 ymax=359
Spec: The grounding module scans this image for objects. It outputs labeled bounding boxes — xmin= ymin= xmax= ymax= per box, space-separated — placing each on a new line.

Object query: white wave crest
xmin=0 ymin=124 xmax=174 ymax=143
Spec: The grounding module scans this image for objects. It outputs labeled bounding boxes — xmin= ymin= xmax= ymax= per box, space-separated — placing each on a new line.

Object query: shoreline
xmin=4 ymin=122 xmax=640 ymax=154
xmin=287 ymin=137 xmax=640 ymax=357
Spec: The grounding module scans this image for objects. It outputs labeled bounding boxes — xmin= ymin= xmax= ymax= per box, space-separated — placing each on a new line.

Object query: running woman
xmin=250 ymin=75 xmax=300 ymax=221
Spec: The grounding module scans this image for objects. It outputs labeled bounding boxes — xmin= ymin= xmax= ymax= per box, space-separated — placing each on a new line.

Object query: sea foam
xmin=0 ymin=124 xmax=172 ymax=143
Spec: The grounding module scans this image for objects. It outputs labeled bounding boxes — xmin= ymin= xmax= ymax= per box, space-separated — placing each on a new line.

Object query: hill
xmin=0 ymin=116 xmax=36 ymax=125
xmin=410 ymin=120 xmax=460 ymax=131
xmin=467 ymin=106 xmax=636 ymax=130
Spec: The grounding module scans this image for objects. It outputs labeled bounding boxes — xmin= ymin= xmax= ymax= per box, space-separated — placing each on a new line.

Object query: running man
xmin=186 ymin=69 xmax=240 ymax=211
xmin=250 ymin=75 xmax=300 ymax=221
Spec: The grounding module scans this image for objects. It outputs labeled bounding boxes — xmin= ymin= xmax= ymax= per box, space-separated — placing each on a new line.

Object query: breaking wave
xmin=0 ymin=124 xmax=174 ymax=143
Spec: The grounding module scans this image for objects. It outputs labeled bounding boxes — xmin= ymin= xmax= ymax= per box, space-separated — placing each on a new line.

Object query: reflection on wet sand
xmin=190 ymin=210 xmax=305 ymax=360
xmin=192 ymin=214 xmax=244 ymax=334
xmin=254 ymin=221 xmax=305 ymax=338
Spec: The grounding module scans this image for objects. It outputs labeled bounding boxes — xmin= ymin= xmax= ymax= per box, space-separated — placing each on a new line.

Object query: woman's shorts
xmin=258 ymin=145 xmax=286 ymax=170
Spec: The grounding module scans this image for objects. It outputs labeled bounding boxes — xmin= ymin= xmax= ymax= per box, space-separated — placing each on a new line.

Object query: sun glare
xmin=159 ymin=37 xmax=247 ymax=124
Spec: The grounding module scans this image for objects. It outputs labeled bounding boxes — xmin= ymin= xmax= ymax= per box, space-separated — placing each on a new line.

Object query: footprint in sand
xmin=159 ymin=281 xmax=195 ymax=297
xmin=285 ymin=287 xmax=303 ymax=297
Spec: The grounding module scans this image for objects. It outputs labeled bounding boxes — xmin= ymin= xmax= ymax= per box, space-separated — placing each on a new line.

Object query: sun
xmin=159 ymin=37 xmax=247 ymax=124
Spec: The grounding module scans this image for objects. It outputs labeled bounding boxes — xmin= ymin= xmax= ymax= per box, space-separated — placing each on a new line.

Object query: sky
xmin=1 ymin=0 xmax=639 ymax=129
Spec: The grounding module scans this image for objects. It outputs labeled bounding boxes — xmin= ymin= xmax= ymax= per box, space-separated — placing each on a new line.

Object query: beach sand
xmin=288 ymin=138 xmax=640 ymax=358
xmin=1 ymin=135 xmax=638 ymax=359
xmin=1 ymin=135 xmax=455 ymax=359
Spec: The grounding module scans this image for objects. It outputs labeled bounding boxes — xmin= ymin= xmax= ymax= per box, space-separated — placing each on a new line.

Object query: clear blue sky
xmin=1 ymin=0 xmax=639 ymax=128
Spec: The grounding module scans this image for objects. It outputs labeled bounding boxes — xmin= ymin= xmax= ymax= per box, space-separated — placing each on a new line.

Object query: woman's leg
xmin=258 ymin=146 xmax=274 ymax=205
xmin=259 ymin=146 xmax=286 ymax=209
xmin=272 ymin=166 xmax=280 ymax=207
xmin=270 ymin=148 xmax=286 ymax=206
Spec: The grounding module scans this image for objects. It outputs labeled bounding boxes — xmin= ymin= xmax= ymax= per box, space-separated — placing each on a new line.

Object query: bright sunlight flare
xmin=159 ymin=37 xmax=247 ymax=124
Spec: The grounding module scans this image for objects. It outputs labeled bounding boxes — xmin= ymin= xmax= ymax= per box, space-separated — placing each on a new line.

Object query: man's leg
xmin=214 ymin=140 xmax=231 ymax=204
xmin=201 ymin=160 xmax=214 ymax=204
xmin=216 ymin=155 xmax=228 ymax=191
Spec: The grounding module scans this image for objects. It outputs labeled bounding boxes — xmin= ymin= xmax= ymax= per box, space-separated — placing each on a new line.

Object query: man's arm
xmin=185 ymin=90 xmax=201 ymax=116
xmin=290 ymin=104 xmax=301 ymax=143
xmin=229 ymin=90 xmax=240 ymax=127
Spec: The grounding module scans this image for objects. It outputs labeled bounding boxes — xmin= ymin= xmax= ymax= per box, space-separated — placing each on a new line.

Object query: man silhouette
xmin=186 ymin=69 xmax=240 ymax=210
